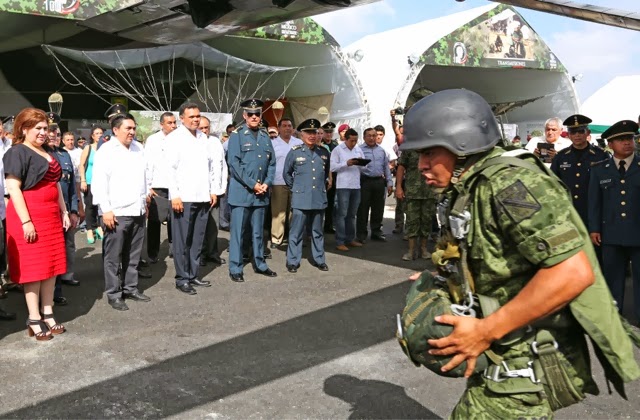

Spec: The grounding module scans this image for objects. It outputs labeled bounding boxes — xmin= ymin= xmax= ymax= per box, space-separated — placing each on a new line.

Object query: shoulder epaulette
xmin=292 ymin=145 xmax=303 ymax=150
xmin=232 ymin=129 xmax=238 ymax=133
xmin=564 ymin=148 xmax=571 ymax=155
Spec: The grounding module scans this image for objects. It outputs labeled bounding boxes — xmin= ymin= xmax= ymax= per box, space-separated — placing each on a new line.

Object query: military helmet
xmin=401 ymin=89 xmax=501 ymax=156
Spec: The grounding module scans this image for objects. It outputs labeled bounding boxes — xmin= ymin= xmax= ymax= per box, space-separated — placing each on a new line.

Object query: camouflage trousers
xmin=450 ymin=374 xmax=553 ymax=420
xmin=405 ymin=198 xmax=435 ymax=238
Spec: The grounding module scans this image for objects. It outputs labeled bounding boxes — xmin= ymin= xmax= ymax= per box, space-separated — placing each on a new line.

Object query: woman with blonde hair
xmin=3 ymin=108 xmax=70 ymax=340
xmin=79 ymin=126 xmax=104 ymax=244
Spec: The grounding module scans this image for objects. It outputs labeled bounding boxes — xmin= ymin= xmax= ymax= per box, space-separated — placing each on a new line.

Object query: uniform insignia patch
xmin=600 ymin=179 xmax=611 ymax=185
xmin=296 ymin=157 xmax=306 ymax=162
xmin=496 ymin=180 xmax=541 ymax=223
xmin=320 ymin=155 xmax=327 ymax=160
xmin=560 ymin=163 xmax=571 ymax=169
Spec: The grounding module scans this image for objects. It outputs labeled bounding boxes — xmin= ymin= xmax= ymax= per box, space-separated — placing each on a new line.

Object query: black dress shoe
xmin=0 ymin=307 xmax=16 ymax=320
xmin=199 ymin=259 xmax=207 ymax=267
xmin=286 ymin=264 xmax=299 ymax=273
xmin=254 ymin=268 xmax=277 ymax=277
xmin=371 ymin=235 xmax=387 ymax=242
xmin=109 ymin=298 xmax=129 ymax=311
xmin=220 ymin=226 xmax=230 ymax=232
xmin=324 ymin=228 xmax=336 ymax=234
xmin=53 ymin=296 xmax=68 ymax=306
xmin=242 ymin=255 xmax=251 ymax=263
xmin=210 ymin=257 xmax=226 ymax=265
xmin=123 ymin=291 xmax=151 ymax=302
xmin=311 ymin=262 xmax=329 ymax=271
xmin=148 ymin=257 xmax=160 ymax=264
xmin=61 ymin=278 xmax=80 ymax=286
xmin=229 ymin=273 xmax=245 ymax=283
xmin=138 ymin=270 xmax=152 ymax=279
xmin=176 ymin=283 xmax=197 ymax=295
xmin=270 ymin=243 xmax=279 ymax=249
xmin=190 ymin=278 xmax=211 ymax=287
xmin=138 ymin=259 xmax=150 ymax=268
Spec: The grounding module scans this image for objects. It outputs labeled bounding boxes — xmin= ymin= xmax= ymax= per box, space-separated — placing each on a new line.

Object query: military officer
xmin=227 ymin=98 xmax=277 ymax=282
xmin=283 ymin=119 xmax=331 ymax=273
xmin=97 ymin=104 xmax=127 ymax=150
xmin=400 ymin=89 xmax=638 ymax=418
xmin=321 ymin=122 xmax=339 ymax=233
xmin=550 ymin=114 xmax=608 ymax=226
xmin=588 ymin=120 xmax=640 ymax=320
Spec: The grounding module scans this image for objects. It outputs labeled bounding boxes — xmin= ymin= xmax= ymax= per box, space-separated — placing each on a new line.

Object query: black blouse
xmin=3 ymin=144 xmax=59 ymax=191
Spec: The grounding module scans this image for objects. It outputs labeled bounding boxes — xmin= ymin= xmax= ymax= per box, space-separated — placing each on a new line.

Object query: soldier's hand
xmin=427 ymin=315 xmax=493 ymax=378
xmin=408 ymin=272 xmax=421 ymax=281
xmin=253 ymin=182 xmax=264 ymax=194
xmin=589 ymin=232 xmax=601 ymax=246
xmin=172 ymin=198 xmax=184 ymax=213
xmin=395 ymin=188 xmax=405 ymax=200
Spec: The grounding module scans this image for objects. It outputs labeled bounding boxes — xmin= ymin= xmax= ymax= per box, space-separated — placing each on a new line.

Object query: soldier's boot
xmin=420 ymin=237 xmax=431 ymax=259
xmin=402 ymin=238 xmax=417 ymax=261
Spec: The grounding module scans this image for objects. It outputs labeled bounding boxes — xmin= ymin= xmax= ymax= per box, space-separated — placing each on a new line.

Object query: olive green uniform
xmin=398 ymin=150 xmax=435 ymax=239
xmin=441 ymin=148 xmax=636 ymax=418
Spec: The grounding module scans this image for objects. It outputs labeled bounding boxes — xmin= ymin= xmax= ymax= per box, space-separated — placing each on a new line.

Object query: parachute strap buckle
xmin=531 ymin=332 xmax=559 ymax=355
xmin=484 ymin=361 xmax=539 ymax=384
xmin=450 ymin=291 xmax=476 ymax=318
xmin=448 ymin=210 xmax=471 ymax=240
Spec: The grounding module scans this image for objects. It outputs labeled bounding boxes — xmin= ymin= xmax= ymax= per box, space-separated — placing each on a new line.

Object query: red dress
xmin=6 ymin=158 xmax=67 ymax=283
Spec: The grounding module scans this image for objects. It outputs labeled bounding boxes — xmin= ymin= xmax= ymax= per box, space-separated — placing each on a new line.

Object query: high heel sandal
xmin=26 ymin=319 xmax=53 ymax=341
xmin=95 ymin=227 xmax=104 ymax=240
xmin=86 ymin=230 xmax=95 ymax=244
xmin=41 ymin=313 xmax=66 ymax=335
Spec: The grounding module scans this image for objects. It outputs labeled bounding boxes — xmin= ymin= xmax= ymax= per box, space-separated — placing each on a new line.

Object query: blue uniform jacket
xmin=283 ymin=144 xmax=329 ymax=210
xmin=588 ymin=155 xmax=640 ymax=246
xmin=550 ymin=144 xmax=608 ymax=225
xmin=227 ymin=123 xmax=276 ymax=207
xmin=52 ymin=147 xmax=78 ymax=214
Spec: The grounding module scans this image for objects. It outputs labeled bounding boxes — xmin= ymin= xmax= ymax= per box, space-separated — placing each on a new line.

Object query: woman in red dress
xmin=4 ymin=108 xmax=71 ymax=341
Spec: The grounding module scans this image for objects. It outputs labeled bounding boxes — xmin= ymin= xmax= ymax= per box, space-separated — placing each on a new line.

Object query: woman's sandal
xmin=27 ymin=319 xmax=53 ymax=341
xmin=41 ymin=313 xmax=66 ymax=335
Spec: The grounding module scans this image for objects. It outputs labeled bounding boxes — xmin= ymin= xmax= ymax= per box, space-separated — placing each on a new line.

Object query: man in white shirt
xmin=166 ymin=103 xmax=221 ymax=295
xmin=198 ymin=116 xmax=228 ymax=267
xmin=145 ymin=112 xmax=177 ymax=263
xmin=331 ymin=128 xmax=365 ymax=251
xmin=92 ymin=114 xmax=150 ymax=311
xmin=270 ymin=118 xmax=303 ymax=247
xmin=525 ymin=117 xmax=572 ymax=166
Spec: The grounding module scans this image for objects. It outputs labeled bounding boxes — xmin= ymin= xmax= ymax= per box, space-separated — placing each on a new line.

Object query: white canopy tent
xmin=344 ymin=3 xmax=579 ymax=148
xmin=581 ymin=75 xmax=640 ymax=129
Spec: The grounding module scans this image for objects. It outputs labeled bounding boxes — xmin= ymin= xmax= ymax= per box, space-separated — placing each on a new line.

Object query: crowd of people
xmin=0 ymin=95 xmax=638 ymax=344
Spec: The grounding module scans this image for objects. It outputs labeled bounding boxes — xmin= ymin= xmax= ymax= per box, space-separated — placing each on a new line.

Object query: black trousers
xmin=103 ymin=215 xmax=145 ymax=301
xmin=147 ymin=188 xmax=172 ymax=259
xmin=201 ymin=203 xmax=221 ymax=261
xmin=84 ymin=184 xmax=100 ymax=230
xmin=356 ymin=177 xmax=386 ymax=240
xmin=324 ymin=186 xmax=336 ymax=231
xmin=172 ymin=202 xmax=208 ymax=286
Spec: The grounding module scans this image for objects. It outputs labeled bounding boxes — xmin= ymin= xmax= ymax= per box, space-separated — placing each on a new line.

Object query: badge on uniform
xmin=560 ymin=163 xmax=571 ymax=169
xmin=600 ymin=179 xmax=612 ymax=185
xmin=296 ymin=157 xmax=306 ymax=163
xmin=320 ymin=155 xmax=327 ymax=160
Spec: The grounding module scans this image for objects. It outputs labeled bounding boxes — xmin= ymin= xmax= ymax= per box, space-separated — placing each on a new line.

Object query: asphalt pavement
xmin=1 ymin=205 xmax=639 ymax=419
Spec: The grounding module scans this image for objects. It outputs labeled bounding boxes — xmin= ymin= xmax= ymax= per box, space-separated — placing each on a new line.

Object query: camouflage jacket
xmin=444 ymin=147 xmax=640 ymax=394
xmin=398 ymin=150 xmax=433 ymax=200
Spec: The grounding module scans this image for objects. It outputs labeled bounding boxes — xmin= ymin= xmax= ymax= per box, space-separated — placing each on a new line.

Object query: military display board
xmin=0 ymin=0 xmax=140 ymax=20
xmin=422 ymin=4 xmax=565 ymax=71
xmin=231 ymin=17 xmax=339 ymax=46
xmin=130 ymin=111 xmax=233 ymax=144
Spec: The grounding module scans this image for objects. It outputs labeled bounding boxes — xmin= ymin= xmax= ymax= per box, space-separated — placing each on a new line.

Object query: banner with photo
xmin=422 ymin=4 xmax=566 ymax=71
xmin=130 ymin=111 xmax=233 ymax=144
xmin=231 ymin=17 xmax=339 ymax=46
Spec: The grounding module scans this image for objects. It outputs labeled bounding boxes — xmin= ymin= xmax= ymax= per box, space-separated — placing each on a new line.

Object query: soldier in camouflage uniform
xmin=395 ymin=150 xmax=435 ymax=260
xmin=400 ymin=89 xmax=640 ymax=418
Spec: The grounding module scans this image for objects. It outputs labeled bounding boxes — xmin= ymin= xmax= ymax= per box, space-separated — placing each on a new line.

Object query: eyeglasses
xmin=247 ymin=112 xmax=261 ymax=118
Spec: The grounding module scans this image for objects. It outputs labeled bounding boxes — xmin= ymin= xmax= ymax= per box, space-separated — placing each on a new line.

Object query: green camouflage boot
xmin=420 ymin=237 xmax=431 ymax=259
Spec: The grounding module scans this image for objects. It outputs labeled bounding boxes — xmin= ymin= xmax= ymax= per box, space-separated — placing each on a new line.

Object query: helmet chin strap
xmin=450 ymin=156 xmax=468 ymax=185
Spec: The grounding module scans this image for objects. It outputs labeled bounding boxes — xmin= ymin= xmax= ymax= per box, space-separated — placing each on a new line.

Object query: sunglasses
xmin=247 ymin=112 xmax=261 ymax=117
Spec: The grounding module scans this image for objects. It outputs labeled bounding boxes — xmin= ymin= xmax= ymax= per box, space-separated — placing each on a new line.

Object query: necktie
xmin=619 ymin=160 xmax=626 ymax=177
